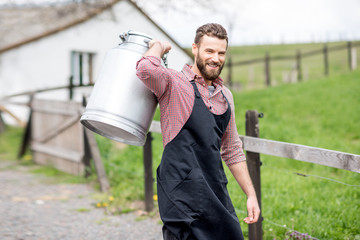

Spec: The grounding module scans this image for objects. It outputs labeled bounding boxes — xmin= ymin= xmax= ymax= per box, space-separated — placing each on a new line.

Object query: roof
xmin=0 ymin=0 xmax=192 ymax=58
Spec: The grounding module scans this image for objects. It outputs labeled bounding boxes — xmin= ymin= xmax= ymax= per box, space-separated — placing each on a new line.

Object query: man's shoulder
xmin=221 ymin=85 xmax=233 ymax=98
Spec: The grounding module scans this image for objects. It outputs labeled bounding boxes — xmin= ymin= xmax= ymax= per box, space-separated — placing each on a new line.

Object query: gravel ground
xmin=0 ymin=161 xmax=163 ymax=240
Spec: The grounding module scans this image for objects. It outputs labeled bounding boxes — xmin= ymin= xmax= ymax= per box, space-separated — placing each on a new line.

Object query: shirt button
xmin=203 ymin=84 xmax=206 ymax=87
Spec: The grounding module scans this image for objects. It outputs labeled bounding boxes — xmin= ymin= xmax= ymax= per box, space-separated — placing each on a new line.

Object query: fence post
xmin=0 ymin=110 xmax=5 ymax=134
xmin=17 ymin=94 xmax=34 ymax=159
xmin=143 ymin=132 xmax=154 ymax=212
xmin=84 ymin=128 xmax=110 ymax=192
xmin=296 ymin=50 xmax=302 ymax=81
xmin=323 ymin=44 xmax=329 ymax=76
xmin=264 ymin=53 xmax=271 ymax=87
xmin=69 ymin=76 xmax=74 ymax=100
xmin=347 ymin=41 xmax=353 ymax=71
xmin=82 ymin=96 xmax=92 ymax=178
xmin=351 ymin=47 xmax=357 ymax=70
xmin=245 ymin=110 xmax=263 ymax=240
xmin=227 ymin=54 xmax=233 ymax=88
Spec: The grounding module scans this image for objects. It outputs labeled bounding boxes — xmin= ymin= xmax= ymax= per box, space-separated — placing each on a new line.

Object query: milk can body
xmin=81 ymin=31 xmax=157 ymax=146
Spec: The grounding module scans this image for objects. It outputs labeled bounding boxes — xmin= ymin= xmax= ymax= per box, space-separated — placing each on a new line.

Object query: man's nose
xmin=211 ymin=53 xmax=220 ymax=63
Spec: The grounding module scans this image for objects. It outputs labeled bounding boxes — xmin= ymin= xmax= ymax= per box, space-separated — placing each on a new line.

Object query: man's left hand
xmin=243 ymin=196 xmax=260 ymax=224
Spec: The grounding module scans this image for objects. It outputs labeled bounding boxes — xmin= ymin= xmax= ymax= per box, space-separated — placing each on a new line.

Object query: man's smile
xmin=206 ymin=62 xmax=220 ymax=69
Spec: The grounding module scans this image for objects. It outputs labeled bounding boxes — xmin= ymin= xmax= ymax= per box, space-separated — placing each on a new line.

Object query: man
xmin=136 ymin=23 xmax=260 ymax=240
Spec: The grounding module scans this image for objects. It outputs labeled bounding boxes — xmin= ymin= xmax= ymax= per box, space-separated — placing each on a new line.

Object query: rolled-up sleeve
xmin=136 ymin=56 xmax=170 ymax=99
xmin=221 ymin=90 xmax=246 ymax=166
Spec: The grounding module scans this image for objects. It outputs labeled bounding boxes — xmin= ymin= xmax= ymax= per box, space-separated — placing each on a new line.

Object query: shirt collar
xmin=181 ymin=64 xmax=224 ymax=88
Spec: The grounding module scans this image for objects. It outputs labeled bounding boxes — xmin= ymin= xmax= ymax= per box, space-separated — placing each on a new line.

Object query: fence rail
xmin=240 ymin=135 xmax=360 ymax=173
xmin=148 ymin=119 xmax=360 ymax=173
xmin=0 ymin=83 xmax=93 ymax=102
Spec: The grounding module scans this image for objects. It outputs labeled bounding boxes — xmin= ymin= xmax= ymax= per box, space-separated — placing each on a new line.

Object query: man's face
xmin=192 ymin=35 xmax=227 ymax=82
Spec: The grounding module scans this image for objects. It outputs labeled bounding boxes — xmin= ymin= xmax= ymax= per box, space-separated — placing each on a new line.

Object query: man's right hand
xmin=144 ymin=40 xmax=172 ymax=58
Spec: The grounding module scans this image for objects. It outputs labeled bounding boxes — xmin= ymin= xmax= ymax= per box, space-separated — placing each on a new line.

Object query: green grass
xmin=94 ymin=132 xmax=164 ymax=208
xmin=29 ymin=165 xmax=94 ymax=184
xmin=233 ymin=70 xmax=360 ymax=153
xmin=0 ymin=125 xmax=23 ymax=160
xmin=74 ymin=208 xmax=92 ymax=213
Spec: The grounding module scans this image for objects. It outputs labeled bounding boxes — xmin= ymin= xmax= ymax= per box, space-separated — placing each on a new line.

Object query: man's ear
xmin=191 ymin=43 xmax=198 ymax=56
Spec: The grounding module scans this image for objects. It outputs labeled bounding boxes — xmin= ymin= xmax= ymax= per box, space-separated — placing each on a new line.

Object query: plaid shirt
xmin=136 ymin=56 xmax=245 ymax=166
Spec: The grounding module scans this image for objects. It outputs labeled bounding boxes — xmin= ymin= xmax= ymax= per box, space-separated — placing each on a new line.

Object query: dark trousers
xmin=163 ymin=226 xmax=179 ymax=240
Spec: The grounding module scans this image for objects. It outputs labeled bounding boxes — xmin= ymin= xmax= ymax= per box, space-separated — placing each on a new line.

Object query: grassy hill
xmin=233 ymin=70 xmax=360 ymax=153
xmin=220 ymin=41 xmax=360 ymax=90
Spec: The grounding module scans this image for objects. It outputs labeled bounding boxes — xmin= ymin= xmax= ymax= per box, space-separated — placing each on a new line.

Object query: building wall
xmin=0 ymin=0 xmax=192 ymax=124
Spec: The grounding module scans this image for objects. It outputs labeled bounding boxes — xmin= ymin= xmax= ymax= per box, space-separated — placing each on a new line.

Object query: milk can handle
xmin=119 ymin=32 xmax=129 ymax=42
xmin=162 ymin=53 xmax=169 ymax=68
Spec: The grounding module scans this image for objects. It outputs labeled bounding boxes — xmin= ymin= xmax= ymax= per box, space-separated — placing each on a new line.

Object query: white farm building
xmin=0 ymin=0 xmax=192 ymax=125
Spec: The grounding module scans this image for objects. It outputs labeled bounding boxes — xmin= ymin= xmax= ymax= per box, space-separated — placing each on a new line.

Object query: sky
xmin=4 ymin=0 xmax=360 ymax=47
xmin=143 ymin=0 xmax=360 ymax=47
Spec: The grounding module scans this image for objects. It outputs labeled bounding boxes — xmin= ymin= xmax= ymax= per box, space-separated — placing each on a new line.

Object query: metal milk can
xmin=81 ymin=31 xmax=162 ymax=146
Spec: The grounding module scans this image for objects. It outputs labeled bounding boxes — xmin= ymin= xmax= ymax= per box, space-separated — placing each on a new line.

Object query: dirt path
xmin=0 ymin=161 xmax=163 ymax=240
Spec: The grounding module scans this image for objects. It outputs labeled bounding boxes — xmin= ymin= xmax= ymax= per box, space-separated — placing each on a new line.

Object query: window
xmin=71 ymin=51 xmax=95 ymax=86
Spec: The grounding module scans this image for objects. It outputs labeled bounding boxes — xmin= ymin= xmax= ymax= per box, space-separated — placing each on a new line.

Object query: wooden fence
xmin=143 ymin=110 xmax=360 ymax=240
xmin=30 ymin=99 xmax=85 ymax=175
xmin=7 ymin=91 xmax=111 ymax=192
xmin=226 ymin=41 xmax=360 ymax=88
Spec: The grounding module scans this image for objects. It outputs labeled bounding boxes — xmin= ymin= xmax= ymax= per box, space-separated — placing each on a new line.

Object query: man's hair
xmin=194 ymin=23 xmax=228 ymax=46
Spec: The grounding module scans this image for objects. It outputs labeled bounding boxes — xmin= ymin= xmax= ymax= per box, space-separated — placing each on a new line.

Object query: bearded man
xmin=136 ymin=23 xmax=260 ymax=240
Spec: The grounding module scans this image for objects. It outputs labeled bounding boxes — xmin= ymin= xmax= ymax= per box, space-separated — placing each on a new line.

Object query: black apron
xmin=157 ymin=81 xmax=244 ymax=240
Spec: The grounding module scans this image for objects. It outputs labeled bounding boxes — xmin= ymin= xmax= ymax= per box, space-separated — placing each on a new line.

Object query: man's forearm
xmin=228 ymin=161 xmax=257 ymax=198
xmin=229 ymin=161 xmax=260 ymax=224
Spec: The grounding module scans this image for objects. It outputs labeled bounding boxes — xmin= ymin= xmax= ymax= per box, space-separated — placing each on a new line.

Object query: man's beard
xmin=196 ymin=56 xmax=224 ymax=81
